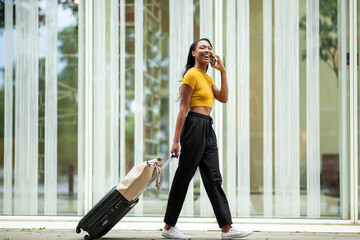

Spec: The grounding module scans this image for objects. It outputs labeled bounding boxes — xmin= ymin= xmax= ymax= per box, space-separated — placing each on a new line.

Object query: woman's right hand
xmin=210 ymin=54 xmax=226 ymax=72
xmin=170 ymin=142 xmax=180 ymax=157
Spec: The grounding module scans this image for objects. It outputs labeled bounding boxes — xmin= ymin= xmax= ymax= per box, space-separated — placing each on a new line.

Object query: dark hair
xmin=182 ymin=38 xmax=212 ymax=78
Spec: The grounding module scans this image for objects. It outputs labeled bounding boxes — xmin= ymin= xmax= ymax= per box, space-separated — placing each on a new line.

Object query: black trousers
xmin=164 ymin=111 xmax=232 ymax=228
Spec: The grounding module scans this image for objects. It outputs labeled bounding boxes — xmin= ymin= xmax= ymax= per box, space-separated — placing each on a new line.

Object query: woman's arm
xmin=170 ymin=84 xmax=193 ymax=156
xmin=211 ymin=55 xmax=228 ymax=103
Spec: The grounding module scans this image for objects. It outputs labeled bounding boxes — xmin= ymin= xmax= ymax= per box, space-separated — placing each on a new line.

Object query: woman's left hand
xmin=210 ymin=53 xmax=226 ymax=72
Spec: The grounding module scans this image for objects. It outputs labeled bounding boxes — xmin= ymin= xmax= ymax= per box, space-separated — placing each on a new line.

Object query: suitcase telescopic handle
xmin=161 ymin=153 xmax=178 ymax=170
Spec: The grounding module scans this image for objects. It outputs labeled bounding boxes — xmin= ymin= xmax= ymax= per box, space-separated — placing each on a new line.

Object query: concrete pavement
xmin=1 ymin=229 xmax=360 ymax=240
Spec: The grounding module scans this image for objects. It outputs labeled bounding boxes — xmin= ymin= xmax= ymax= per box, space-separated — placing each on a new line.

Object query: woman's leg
xmin=199 ymin=129 xmax=233 ymax=229
xmin=163 ymin=154 xmax=201 ymax=226
xmin=200 ymin=128 xmax=253 ymax=239
xmin=164 ymin=116 xmax=206 ymax=226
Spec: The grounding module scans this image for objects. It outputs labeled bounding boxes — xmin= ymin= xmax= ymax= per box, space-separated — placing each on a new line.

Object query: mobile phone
xmin=210 ymin=56 xmax=216 ymax=66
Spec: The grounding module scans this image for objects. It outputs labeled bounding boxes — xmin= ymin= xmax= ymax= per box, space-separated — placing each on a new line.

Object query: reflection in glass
xmin=0 ymin=0 xmax=79 ymax=216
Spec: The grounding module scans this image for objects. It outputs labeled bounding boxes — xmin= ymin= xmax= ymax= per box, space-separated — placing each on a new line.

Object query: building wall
xmin=0 ymin=0 xmax=357 ymax=221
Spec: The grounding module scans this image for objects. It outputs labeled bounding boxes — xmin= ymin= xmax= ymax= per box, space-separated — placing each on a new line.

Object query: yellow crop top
xmin=181 ymin=67 xmax=215 ymax=108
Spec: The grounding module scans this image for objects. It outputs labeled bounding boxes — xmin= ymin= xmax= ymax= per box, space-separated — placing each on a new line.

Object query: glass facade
xmin=0 ymin=0 xmax=359 ymax=223
xmin=0 ymin=0 xmax=79 ymax=215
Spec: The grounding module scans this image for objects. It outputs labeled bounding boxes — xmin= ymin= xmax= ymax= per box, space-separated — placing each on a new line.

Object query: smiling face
xmin=192 ymin=40 xmax=213 ymax=65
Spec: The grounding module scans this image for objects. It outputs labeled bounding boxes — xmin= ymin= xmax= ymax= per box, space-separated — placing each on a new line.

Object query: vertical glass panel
xmin=142 ymin=0 xmax=169 ymax=216
xmin=0 ymin=0 xmax=352 ymax=220
xmin=274 ymin=0 xmax=300 ymax=218
xmin=2 ymin=0 xmax=14 ymax=215
xmin=0 ymin=0 xmax=80 ymax=216
xmin=91 ymin=0 xmax=120 ymax=206
xmin=292 ymin=0 xmax=348 ymax=218
xmin=314 ymin=0 xmax=348 ymax=218
xmin=167 ymin=0 xmax=194 ymax=218
xmin=262 ymin=0 xmax=272 ymax=217
xmin=222 ymin=0 xmax=350 ymax=219
xmin=123 ymin=0 xmax=136 ymax=214
xmin=358 ymin=0 xmax=360 ymax=221
xmin=92 ymin=0 xmax=107 ymax=203
xmin=125 ymin=0 xmax=135 ymax=176
xmin=198 ymin=0 xmax=214 ymax=217
xmin=55 ymin=0 xmax=79 ymax=215
xmin=92 ymin=0 xmax=170 ymax=217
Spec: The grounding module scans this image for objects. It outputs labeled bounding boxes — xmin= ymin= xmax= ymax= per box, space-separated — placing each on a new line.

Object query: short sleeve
xmin=181 ymin=71 xmax=196 ymax=90
xmin=209 ymin=75 xmax=214 ymax=85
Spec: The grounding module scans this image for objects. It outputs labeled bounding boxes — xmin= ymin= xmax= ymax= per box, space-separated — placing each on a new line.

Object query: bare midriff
xmin=189 ymin=106 xmax=212 ymax=116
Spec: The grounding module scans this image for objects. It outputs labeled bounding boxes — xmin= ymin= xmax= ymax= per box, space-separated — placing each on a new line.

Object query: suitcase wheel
xmin=84 ymin=235 xmax=91 ymax=240
xmin=76 ymin=226 xmax=81 ymax=234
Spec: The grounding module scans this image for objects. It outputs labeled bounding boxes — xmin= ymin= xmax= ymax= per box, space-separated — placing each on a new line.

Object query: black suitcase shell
xmin=76 ymin=187 xmax=138 ymax=240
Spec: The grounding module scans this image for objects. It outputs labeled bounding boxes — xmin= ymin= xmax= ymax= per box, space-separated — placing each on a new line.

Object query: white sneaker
xmin=161 ymin=226 xmax=191 ymax=239
xmin=221 ymin=228 xmax=253 ymax=239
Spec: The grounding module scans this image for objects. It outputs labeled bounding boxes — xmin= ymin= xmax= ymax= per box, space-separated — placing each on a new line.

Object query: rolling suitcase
xmin=76 ymin=187 xmax=138 ymax=240
xmin=76 ymin=155 xmax=176 ymax=240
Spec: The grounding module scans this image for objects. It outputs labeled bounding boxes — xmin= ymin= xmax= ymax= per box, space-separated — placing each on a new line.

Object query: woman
xmin=161 ymin=38 xmax=253 ymax=239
